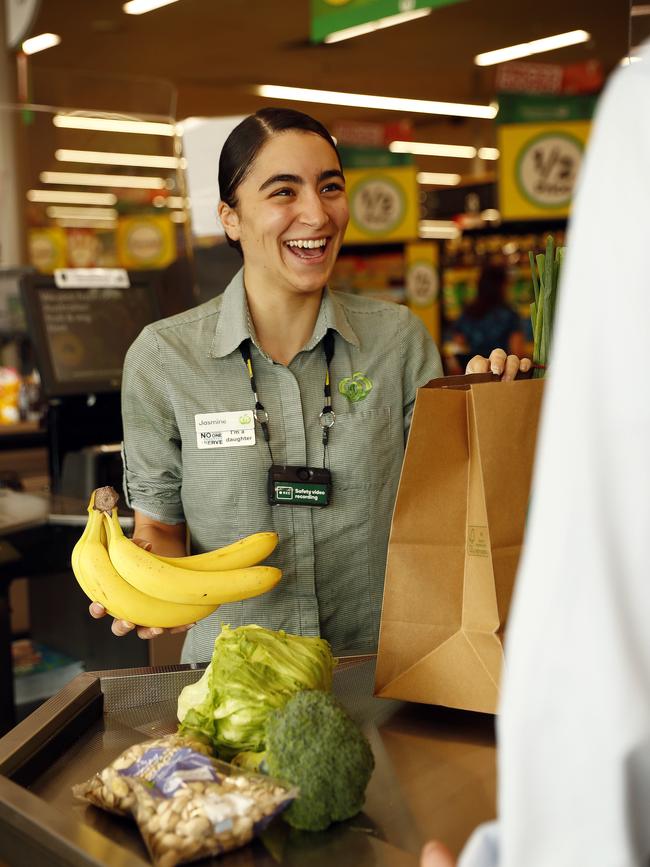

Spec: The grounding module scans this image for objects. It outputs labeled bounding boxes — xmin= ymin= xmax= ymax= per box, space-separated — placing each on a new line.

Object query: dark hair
xmin=465 ymin=264 xmax=508 ymax=319
xmin=218 ymin=107 xmax=342 ymax=255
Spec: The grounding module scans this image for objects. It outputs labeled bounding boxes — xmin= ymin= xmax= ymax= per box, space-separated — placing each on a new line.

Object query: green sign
xmin=310 ymin=0 xmax=464 ymax=44
xmin=496 ymin=94 xmax=597 ymax=125
xmin=338 ymin=146 xmax=412 ymax=169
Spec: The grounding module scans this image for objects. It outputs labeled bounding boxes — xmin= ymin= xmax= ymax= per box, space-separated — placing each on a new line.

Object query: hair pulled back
xmin=218 ymin=107 xmax=341 ymax=255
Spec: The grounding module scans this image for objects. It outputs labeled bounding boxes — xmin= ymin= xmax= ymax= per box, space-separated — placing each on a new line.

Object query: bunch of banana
xmin=71 ymin=487 xmax=281 ymax=628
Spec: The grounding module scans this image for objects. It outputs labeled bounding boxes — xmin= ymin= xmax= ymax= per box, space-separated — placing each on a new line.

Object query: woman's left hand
xmin=466 ymin=348 xmax=532 ymax=382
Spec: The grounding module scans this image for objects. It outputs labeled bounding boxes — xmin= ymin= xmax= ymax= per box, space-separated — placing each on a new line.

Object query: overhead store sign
xmin=344 ymin=165 xmax=418 ymax=243
xmin=497 ymin=95 xmax=593 ymax=221
xmin=332 ymin=118 xmax=412 ymax=147
xmin=310 ymin=0 xmax=464 ymax=44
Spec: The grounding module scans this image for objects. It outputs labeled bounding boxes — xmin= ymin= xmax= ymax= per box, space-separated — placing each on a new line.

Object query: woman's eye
xmin=271 ymin=187 xmax=294 ymax=197
xmin=322 ymin=183 xmax=344 ymax=194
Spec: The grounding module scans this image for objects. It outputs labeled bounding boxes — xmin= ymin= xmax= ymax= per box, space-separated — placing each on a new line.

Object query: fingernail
xmin=151 ymin=628 xmax=164 ymax=636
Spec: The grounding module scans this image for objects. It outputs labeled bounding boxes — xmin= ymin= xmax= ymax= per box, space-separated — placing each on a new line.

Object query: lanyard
xmin=239 ymin=330 xmax=336 ymax=466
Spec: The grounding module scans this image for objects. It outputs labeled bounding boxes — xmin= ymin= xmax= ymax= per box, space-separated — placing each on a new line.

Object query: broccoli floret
xmin=261 ymin=689 xmax=375 ymax=832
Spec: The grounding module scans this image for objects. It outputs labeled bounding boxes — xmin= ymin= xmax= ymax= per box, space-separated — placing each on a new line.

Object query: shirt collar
xmin=208 ymin=268 xmax=253 ymax=359
xmin=208 ymin=267 xmax=360 ymax=359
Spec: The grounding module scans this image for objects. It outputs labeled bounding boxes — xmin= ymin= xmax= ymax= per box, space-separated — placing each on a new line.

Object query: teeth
xmin=285 ymin=238 xmax=327 ymax=249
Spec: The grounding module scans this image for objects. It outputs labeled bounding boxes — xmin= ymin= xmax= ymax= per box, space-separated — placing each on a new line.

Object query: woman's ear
xmin=218 ymin=201 xmax=240 ymax=241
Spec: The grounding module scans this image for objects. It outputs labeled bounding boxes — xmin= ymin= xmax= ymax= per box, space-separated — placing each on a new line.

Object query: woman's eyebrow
xmin=258 ymin=173 xmax=302 ymax=191
xmin=258 ymin=168 xmax=345 ymax=192
xmin=319 ymin=169 xmax=345 ymax=183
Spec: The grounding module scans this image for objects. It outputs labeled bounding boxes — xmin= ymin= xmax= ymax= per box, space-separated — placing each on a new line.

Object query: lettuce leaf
xmin=177 ymin=625 xmax=334 ymax=757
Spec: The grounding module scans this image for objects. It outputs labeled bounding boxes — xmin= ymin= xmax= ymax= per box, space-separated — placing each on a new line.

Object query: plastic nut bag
xmin=73 ymin=734 xmax=296 ymax=867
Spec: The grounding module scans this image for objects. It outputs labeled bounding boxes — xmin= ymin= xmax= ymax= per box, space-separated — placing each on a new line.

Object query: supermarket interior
xmin=0 ymin=1 xmax=648 ymax=864
xmin=0 ymin=0 xmax=639 ymax=725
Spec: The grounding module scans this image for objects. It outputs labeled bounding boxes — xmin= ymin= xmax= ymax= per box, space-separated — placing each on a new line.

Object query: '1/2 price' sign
xmin=344 ymin=166 xmax=419 ymax=243
xmin=498 ymin=119 xmax=590 ymax=220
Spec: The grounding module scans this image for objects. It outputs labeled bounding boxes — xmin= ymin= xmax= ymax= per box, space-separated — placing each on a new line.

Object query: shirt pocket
xmin=181 ymin=424 xmax=269 ymax=522
xmin=326 ymin=406 xmax=392 ymax=490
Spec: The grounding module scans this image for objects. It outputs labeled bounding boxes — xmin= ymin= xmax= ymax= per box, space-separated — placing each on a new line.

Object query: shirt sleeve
xmin=400 ymin=306 xmax=443 ymax=435
xmin=121 ymin=325 xmax=185 ymax=524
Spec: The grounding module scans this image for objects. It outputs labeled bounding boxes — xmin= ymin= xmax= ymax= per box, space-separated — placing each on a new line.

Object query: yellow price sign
xmin=344 ymin=166 xmax=418 ymax=244
xmin=498 ymin=120 xmax=591 ymax=220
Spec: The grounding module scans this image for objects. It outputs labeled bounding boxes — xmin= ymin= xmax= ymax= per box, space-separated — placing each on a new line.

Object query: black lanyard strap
xmin=239 ymin=329 xmax=336 ymax=458
xmin=239 ymin=342 xmax=271 ymax=443
xmin=319 ymin=330 xmax=336 ymax=448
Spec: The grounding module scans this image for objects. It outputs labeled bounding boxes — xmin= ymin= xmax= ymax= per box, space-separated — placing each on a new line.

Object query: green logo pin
xmin=338 ymin=372 xmax=373 ymax=403
xmin=239 ymin=414 xmax=252 ymax=425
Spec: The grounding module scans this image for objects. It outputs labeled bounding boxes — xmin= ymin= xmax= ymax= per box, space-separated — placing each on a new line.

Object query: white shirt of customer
xmin=459 ymin=42 xmax=650 ymax=867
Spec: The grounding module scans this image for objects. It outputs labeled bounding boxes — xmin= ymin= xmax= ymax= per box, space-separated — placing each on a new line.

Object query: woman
xmin=91 ymin=108 xmax=530 ymax=663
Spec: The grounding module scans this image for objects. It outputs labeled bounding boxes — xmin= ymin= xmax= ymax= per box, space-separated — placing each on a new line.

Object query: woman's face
xmin=219 ymin=130 xmax=349 ymax=296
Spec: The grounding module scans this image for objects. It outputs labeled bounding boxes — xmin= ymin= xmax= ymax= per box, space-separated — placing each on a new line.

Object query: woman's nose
xmin=298 ymin=191 xmax=328 ymax=228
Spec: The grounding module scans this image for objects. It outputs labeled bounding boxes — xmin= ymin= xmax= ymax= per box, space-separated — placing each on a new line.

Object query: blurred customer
xmin=422 ymin=41 xmax=650 ymax=867
xmin=451 ymin=265 xmax=524 ymax=373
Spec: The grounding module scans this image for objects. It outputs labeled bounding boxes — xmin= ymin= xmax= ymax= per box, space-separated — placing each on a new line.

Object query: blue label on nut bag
xmin=119 ymin=746 xmax=220 ymax=797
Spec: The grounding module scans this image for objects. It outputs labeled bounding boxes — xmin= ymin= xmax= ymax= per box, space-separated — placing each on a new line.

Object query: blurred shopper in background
xmin=452 ymin=264 xmax=524 ymax=373
xmin=421 ymin=40 xmax=650 ymax=867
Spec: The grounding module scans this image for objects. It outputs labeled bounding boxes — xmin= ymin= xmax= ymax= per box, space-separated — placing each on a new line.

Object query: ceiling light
xmin=391 ymin=140 xmax=476 ymax=158
xmin=40 ymin=171 xmax=167 ymax=189
xmin=55 ymin=149 xmax=180 ymax=169
xmin=419 ymin=220 xmax=460 ymax=239
xmin=46 ymin=206 xmax=118 ymax=220
xmin=123 ymin=0 xmax=180 ymax=14
xmin=478 ymin=147 xmax=500 ymax=160
xmin=481 ymin=209 xmax=501 ymax=221
xmin=417 ymin=172 xmax=461 ymax=186
xmin=27 ymin=189 xmax=118 ymax=205
xmin=256 ymin=85 xmax=497 ymax=120
xmin=474 ymin=30 xmax=590 ymax=66
xmin=54 ymin=218 xmax=118 ymax=230
xmin=21 ymin=33 xmax=61 ymax=55
xmin=324 ymin=8 xmax=431 ymax=43
xmin=53 ymin=114 xmax=175 ymax=136
xmin=165 ymin=196 xmax=189 ymax=208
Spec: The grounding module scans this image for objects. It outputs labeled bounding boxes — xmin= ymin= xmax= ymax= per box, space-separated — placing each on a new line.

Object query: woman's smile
xmin=282 ymin=236 xmax=331 ymax=264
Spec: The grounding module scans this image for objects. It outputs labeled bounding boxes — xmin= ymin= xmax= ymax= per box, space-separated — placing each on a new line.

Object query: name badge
xmin=195 ymin=411 xmax=256 ymax=449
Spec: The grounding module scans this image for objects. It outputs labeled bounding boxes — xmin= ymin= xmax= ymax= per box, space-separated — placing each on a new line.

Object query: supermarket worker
xmin=90 ymin=107 xmax=531 ymax=664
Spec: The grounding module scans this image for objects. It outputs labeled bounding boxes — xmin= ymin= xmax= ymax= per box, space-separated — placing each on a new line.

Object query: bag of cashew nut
xmin=73 ymin=734 xmax=296 ymax=867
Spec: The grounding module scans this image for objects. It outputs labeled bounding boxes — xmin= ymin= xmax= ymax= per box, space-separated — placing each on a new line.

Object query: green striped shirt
xmin=121 ymin=269 xmax=442 ymax=663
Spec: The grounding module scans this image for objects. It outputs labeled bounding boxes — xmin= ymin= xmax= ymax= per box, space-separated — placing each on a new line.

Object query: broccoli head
xmin=262 ymin=689 xmax=375 ymax=832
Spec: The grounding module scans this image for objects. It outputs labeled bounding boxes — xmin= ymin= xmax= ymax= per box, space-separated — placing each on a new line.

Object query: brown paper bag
xmin=375 ymin=374 xmax=544 ymax=714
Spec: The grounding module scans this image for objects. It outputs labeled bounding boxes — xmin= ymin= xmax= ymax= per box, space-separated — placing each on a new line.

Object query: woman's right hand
xmin=88 ymin=602 xmax=194 ymax=639
xmin=88 ymin=534 xmax=194 ymax=639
